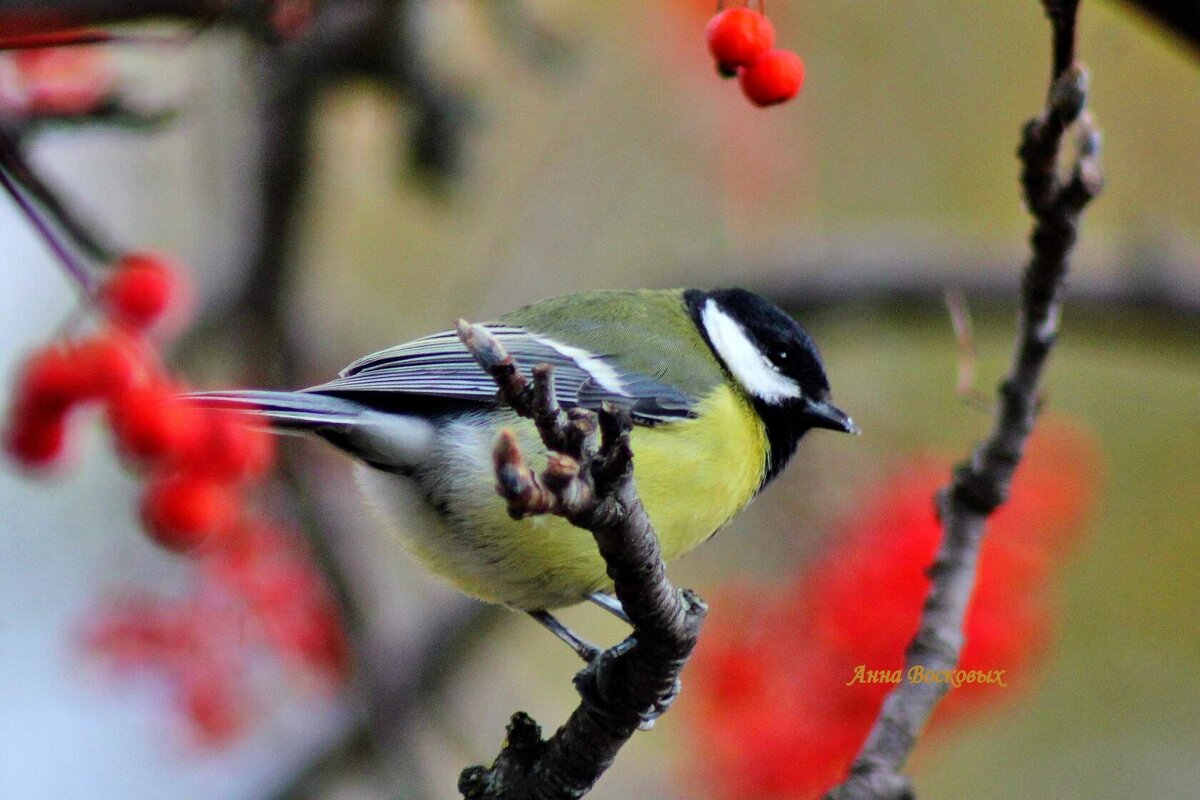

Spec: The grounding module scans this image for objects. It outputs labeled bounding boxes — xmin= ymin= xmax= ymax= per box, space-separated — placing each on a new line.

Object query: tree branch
xmin=453 ymin=321 xmax=706 ymax=800
xmin=0 ymin=0 xmax=252 ymax=32
xmin=825 ymin=3 xmax=1102 ymax=798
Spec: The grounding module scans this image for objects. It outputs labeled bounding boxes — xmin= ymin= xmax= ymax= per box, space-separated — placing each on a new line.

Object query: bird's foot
xmin=573 ymin=636 xmax=681 ymax=731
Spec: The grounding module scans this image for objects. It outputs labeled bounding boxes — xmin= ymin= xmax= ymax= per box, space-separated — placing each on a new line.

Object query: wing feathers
xmin=312 ymin=325 xmax=694 ymax=423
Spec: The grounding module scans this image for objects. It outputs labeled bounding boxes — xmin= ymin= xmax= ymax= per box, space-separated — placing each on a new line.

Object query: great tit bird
xmin=195 ymin=288 xmax=857 ymax=615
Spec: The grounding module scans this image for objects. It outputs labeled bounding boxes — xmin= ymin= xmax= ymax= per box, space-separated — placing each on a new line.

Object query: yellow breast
xmin=631 ymin=383 xmax=768 ymax=562
xmin=360 ymin=384 xmax=768 ymax=610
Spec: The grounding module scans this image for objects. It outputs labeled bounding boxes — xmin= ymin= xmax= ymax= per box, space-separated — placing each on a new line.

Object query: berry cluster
xmin=4 ymin=252 xmax=273 ymax=555
xmin=85 ymin=519 xmax=349 ymax=744
xmin=705 ymin=5 xmax=805 ymax=107
xmin=2 ymin=36 xmax=351 ymax=745
xmin=5 ymin=246 xmax=351 ymax=742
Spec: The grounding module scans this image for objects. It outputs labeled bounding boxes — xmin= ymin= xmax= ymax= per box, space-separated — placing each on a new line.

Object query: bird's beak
xmin=803 ymin=398 xmax=861 ymax=435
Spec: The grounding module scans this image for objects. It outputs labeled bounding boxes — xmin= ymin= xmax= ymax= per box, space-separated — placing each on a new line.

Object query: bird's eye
xmin=776 ymin=351 xmax=789 ymax=362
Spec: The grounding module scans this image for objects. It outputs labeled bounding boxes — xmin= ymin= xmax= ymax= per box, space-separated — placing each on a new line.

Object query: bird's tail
xmin=185 ymin=390 xmax=368 ymax=431
xmin=185 ymin=390 xmax=436 ymax=470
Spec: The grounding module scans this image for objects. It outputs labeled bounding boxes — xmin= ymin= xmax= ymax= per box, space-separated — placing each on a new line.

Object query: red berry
xmin=74 ymin=332 xmax=142 ymax=401
xmin=180 ymin=672 xmax=244 ymax=744
xmin=706 ymin=8 xmax=775 ymax=71
xmin=268 ymin=602 xmax=350 ymax=678
xmin=4 ymin=412 xmax=68 ymax=468
xmin=190 ymin=407 xmax=275 ymax=482
xmin=140 ymin=473 xmax=236 ymax=553
xmin=13 ymin=345 xmax=87 ymax=412
xmin=100 ymin=252 xmax=179 ymax=330
xmin=738 ymin=49 xmax=805 ymax=107
xmin=11 ymin=46 xmax=116 ymax=116
xmin=109 ymin=381 xmax=201 ymax=464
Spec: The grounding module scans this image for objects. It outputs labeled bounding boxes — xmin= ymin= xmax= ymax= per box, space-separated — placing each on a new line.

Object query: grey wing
xmin=305 ymin=325 xmax=695 ymax=424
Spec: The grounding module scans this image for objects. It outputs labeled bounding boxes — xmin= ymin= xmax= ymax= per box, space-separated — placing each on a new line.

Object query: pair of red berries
xmin=705 ymin=7 xmax=805 ymax=107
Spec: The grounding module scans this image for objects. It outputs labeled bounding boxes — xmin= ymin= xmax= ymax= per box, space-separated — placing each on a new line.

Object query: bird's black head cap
xmin=684 ymin=288 xmax=858 ymax=486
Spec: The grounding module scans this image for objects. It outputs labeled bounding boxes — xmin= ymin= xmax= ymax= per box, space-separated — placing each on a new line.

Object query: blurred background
xmin=0 ymin=1 xmax=1197 ymax=799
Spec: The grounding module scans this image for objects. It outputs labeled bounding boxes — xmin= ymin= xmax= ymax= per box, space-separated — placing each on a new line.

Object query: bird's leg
xmin=587 ymin=592 xmax=630 ymax=624
xmin=530 ymin=609 xmax=676 ymax=725
xmin=527 ymin=610 xmax=601 ymax=663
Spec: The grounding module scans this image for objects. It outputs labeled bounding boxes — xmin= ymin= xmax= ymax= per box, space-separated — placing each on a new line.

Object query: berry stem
xmin=0 ymin=131 xmax=117 ymax=263
xmin=0 ymin=163 xmax=99 ymax=296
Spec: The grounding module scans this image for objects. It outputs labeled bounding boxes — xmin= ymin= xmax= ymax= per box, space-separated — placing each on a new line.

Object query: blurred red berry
xmin=74 ymin=332 xmax=142 ymax=401
xmin=738 ymin=49 xmax=805 ymax=107
xmin=190 ymin=407 xmax=275 ymax=482
xmin=100 ymin=252 xmax=180 ymax=331
xmin=140 ymin=473 xmax=236 ymax=553
xmin=109 ymin=381 xmax=200 ymax=464
xmin=5 ymin=345 xmax=86 ymax=469
xmin=264 ymin=598 xmax=350 ymax=679
xmin=85 ymin=519 xmax=352 ymax=744
xmin=210 ymin=520 xmax=352 ymax=679
xmin=5 ymin=46 xmax=115 ymax=116
xmin=180 ymin=671 xmax=245 ymax=745
xmin=12 ymin=344 xmax=86 ymax=412
xmin=270 ymin=0 xmax=316 ymax=39
xmin=82 ymin=597 xmax=197 ymax=673
xmin=295 ymin=604 xmax=350 ymax=679
xmin=4 ymin=411 xmax=67 ymax=468
xmin=706 ymin=8 xmax=776 ymax=72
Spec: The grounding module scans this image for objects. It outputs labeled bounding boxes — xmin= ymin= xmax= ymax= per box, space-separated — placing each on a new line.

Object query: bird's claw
xmin=637 ymin=676 xmax=681 ymax=730
xmin=573 ymin=636 xmax=680 ymax=730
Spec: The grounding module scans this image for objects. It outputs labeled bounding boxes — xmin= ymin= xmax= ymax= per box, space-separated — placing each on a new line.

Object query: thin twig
xmin=826 ymin=2 xmax=1102 ymax=798
xmin=0 ymin=0 xmax=231 ymax=28
xmin=0 ymin=129 xmax=118 ymax=263
xmin=0 ymin=161 xmax=97 ymax=294
xmin=454 ymin=322 xmax=705 ymax=800
xmin=943 ymin=289 xmax=990 ymax=409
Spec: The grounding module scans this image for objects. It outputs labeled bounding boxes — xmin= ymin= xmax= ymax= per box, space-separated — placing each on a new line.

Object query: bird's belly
xmin=356 ymin=387 xmax=767 ymax=610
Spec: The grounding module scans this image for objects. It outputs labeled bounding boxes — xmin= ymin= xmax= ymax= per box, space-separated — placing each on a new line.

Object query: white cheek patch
xmin=701 ymin=299 xmax=803 ymax=404
xmin=529 ymin=334 xmax=629 ymax=396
